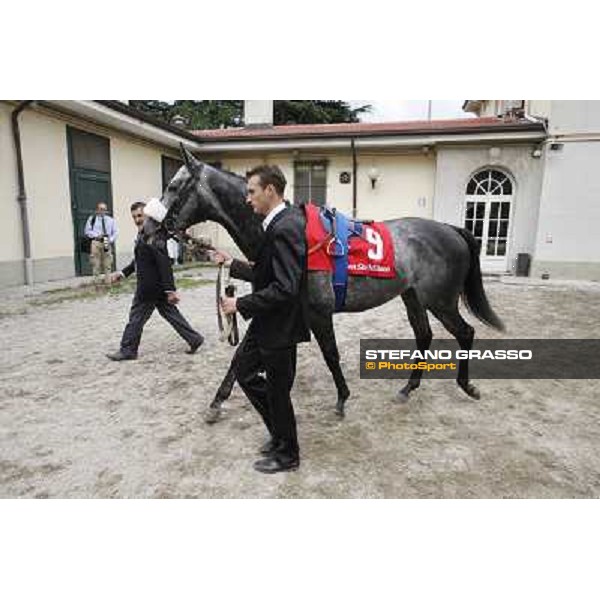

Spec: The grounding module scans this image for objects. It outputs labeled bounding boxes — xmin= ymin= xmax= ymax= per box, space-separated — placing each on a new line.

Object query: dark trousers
xmin=234 ymin=331 xmax=299 ymax=459
xmin=120 ymin=295 xmax=203 ymax=356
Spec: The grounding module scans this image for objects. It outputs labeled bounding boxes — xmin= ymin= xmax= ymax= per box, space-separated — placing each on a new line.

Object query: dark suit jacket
xmin=122 ymin=236 xmax=176 ymax=301
xmin=231 ymin=205 xmax=310 ymax=349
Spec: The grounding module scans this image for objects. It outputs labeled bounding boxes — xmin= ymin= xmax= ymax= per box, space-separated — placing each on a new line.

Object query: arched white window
xmin=466 ymin=169 xmax=513 ymax=196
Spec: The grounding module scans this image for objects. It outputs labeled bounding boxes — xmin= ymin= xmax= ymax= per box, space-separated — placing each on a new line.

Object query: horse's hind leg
xmin=309 ymin=309 xmax=350 ymax=417
xmin=204 ymin=358 xmax=237 ymax=424
xmin=430 ymin=305 xmax=479 ymax=399
xmin=397 ymin=288 xmax=433 ymax=402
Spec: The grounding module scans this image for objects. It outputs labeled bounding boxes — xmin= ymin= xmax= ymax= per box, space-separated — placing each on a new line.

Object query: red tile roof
xmin=192 ymin=117 xmax=544 ymax=142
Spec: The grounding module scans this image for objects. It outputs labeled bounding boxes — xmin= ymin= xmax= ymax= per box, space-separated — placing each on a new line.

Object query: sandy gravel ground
xmin=1 ymin=271 xmax=600 ymax=498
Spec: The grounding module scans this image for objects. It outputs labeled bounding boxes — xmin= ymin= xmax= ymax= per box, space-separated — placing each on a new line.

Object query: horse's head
xmin=142 ymin=144 xmax=264 ymax=259
xmin=142 ymin=145 xmax=217 ymax=239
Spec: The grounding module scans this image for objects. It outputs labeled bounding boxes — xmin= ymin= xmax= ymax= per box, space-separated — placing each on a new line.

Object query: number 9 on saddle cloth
xmin=304 ymin=203 xmax=398 ymax=312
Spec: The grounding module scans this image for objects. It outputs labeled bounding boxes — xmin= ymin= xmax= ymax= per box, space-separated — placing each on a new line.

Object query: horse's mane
xmin=203 ymin=164 xmax=249 ymax=204
xmin=209 ymin=164 xmax=247 ymax=185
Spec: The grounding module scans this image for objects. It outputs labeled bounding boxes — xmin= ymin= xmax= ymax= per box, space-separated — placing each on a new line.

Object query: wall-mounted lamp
xmin=368 ymin=167 xmax=380 ymax=189
xmin=531 ymin=146 xmax=543 ymax=158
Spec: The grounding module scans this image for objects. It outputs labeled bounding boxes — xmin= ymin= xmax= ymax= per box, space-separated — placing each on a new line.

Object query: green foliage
xmin=128 ymin=100 xmax=371 ymax=129
xmin=128 ymin=100 xmax=173 ymax=121
xmin=274 ymin=101 xmax=371 ymax=125
xmin=129 ymin=100 xmax=243 ymax=130
xmin=172 ymin=101 xmax=244 ymax=129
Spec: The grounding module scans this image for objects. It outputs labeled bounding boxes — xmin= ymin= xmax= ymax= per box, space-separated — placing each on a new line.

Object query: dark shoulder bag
xmin=80 ymin=215 xmax=97 ymax=254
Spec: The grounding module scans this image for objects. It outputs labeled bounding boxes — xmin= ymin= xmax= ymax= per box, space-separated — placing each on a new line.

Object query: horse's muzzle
xmin=142 ymin=217 xmax=160 ymax=238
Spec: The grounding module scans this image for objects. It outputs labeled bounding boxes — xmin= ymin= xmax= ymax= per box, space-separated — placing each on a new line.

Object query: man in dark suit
xmin=106 ymin=201 xmax=204 ymax=361
xmin=215 ymin=165 xmax=310 ymax=474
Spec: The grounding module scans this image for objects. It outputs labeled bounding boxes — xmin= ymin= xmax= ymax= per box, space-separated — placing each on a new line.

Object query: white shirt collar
xmin=262 ymin=202 xmax=287 ymax=231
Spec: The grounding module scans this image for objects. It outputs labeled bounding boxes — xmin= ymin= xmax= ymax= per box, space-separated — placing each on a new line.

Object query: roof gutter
xmin=11 ymin=101 xmax=34 ymax=286
xmin=194 ymin=121 xmax=543 ymax=144
xmin=195 ymin=130 xmax=546 ymax=153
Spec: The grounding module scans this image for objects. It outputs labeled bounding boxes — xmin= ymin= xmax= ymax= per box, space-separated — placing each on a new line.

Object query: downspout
xmin=11 ymin=101 xmax=34 ymax=285
xmin=351 ymin=138 xmax=357 ymax=218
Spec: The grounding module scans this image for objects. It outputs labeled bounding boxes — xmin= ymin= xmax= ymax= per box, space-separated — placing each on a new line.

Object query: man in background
xmin=106 ymin=201 xmax=204 ymax=361
xmin=84 ymin=201 xmax=118 ymax=287
xmin=167 ymin=237 xmax=181 ymax=265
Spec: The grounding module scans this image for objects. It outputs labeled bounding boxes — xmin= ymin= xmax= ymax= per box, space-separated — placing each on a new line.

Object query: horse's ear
xmin=180 ymin=143 xmax=202 ymax=177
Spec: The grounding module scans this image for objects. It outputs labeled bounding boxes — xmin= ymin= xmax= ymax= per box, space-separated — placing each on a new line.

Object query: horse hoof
xmin=395 ymin=390 xmax=410 ymax=404
xmin=203 ymin=407 xmax=222 ymax=424
xmin=459 ymin=382 xmax=480 ymax=399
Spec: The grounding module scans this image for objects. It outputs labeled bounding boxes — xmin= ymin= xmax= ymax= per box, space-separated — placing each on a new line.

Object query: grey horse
xmin=143 ymin=145 xmax=504 ymax=419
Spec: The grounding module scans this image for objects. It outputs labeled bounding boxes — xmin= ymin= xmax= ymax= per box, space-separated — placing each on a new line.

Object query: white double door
xmin=463 ymin=196 xmax=512 ymax=272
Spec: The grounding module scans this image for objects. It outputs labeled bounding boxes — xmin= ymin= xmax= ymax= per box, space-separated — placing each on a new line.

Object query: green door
xmin=71 ymin=170 xmax=113 ymax=275
xmin=67 ymin=126 xmax=113 ymax=276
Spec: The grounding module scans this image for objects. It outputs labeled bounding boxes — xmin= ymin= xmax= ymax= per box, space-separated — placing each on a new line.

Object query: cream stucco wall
xmin=530 ymin=102 xmax=600 ymax=279
xmin=350 ymin=153 xmax=434 ymax=221
xmin=0 ymin=104 xmax=72 ymax=262
xmin=547 ymin=100 xmax=600 ymax=135
xmin=21 ymin=109 xmax=73 ymax=261
xmin=110 ymin=137 xmax=164 ymax=264
xmin=533 ymin=141 xmax=600 ymax=276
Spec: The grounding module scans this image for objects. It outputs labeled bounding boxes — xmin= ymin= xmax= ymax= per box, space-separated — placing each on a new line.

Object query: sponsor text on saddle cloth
xmin=303 ymin=202 xmax=401 ymax=311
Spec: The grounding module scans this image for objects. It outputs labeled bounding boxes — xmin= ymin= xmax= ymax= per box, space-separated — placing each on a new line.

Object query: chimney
xmin=244 ymin=100 xmax=273 ymax=128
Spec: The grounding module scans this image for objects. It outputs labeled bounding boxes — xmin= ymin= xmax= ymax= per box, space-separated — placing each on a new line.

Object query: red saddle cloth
xmin=304 ymin=203 xmax=396 ymax=278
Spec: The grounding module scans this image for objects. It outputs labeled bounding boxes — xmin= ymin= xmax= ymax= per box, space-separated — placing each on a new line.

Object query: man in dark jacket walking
xmin=106 ymin=201 xmax=204 ymax=361
xmin=215 ymin=166 xmax=310 ymax=474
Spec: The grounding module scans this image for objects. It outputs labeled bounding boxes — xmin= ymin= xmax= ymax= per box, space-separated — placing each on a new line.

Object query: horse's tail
xmin=452 ymin=225 xmax=505 ymax=331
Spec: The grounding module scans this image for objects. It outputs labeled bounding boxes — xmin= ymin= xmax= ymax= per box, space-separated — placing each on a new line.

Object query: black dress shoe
xmin=253 ymin=455 xmax=300 ymax=474
xmin=258 ymin=438 xmax=278 ymax=456
xmin=106 ymin=351 xmax=137 ymax=361
xmin=185 ymin=336 xmax=204 ymax=354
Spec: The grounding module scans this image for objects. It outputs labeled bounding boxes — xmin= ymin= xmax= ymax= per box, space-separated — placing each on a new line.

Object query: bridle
xmin=161 ymin=175 xmax=198 ymax=242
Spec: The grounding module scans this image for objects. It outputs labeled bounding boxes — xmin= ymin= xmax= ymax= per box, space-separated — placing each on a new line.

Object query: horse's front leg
xmin=204 ymin=359 xmax=237 ymax=424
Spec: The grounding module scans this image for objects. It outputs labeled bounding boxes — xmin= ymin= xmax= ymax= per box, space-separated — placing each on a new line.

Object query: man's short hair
xmin=130 ymin=201 xmax=146 ymax=212
xmin=247 ymin=165 xmax=286 ymax=196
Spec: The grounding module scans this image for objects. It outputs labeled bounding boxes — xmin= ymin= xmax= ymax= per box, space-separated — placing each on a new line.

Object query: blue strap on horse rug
xmin=320 ymin=207 xmax=352 ymax=312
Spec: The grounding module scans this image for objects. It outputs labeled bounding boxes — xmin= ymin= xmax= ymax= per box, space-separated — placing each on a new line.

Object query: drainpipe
xmin=11 ymin=101 xmax=34 ymax=285
xmin=351 ymin=138 xmax=357 ymax=218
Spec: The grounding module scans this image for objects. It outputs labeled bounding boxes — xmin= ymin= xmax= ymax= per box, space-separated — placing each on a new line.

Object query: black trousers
xmin=234 ymin=330 xmax=299 ymax=459
xmin=120 ymin=295 xmax=203 ymax=356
